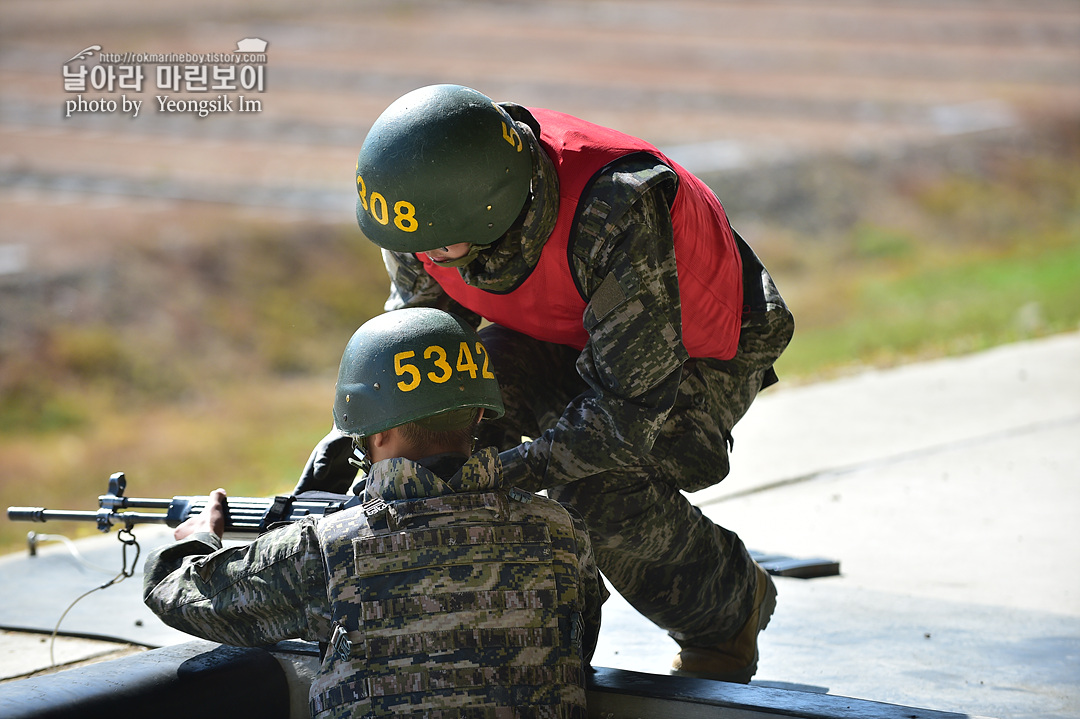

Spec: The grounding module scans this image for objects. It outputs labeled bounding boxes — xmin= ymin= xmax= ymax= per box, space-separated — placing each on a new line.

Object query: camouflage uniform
xmin=382 ymin=104 xmax=794 ymax=649
xmin=144 ymin=447 xmax=604 ymax=718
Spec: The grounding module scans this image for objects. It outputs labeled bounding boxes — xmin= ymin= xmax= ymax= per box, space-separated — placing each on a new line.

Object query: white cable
xmin=30 ymin=532 xmax=119 ymax=574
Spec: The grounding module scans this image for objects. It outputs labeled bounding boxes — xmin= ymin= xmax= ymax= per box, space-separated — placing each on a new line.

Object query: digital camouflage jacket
xmin=143 ymin=447 xmax=604 ymax=718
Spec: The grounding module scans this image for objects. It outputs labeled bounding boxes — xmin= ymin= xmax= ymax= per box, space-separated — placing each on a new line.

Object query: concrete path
xmin=592 ymin=331 xmax=1080 ymax=719
xmin=3 ymin=0 xmax=1078 ymax=269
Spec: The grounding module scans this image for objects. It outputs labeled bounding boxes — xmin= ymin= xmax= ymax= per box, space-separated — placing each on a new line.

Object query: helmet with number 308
xmin=354 ymin=84 xmax=533 ymax=253
xmin=333 ymin=308 xmax=505 ymax=438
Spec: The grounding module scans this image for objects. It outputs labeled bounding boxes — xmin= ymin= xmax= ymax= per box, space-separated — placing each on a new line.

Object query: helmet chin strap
xmin=348 ymin=436 xmax=372 ymax=475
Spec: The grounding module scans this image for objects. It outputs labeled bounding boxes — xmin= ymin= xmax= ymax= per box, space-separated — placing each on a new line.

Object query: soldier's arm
xmin=143 ymin=518 xmax=333 ymax=647
xmin=499 ymin=158 xmax=686 ymax=489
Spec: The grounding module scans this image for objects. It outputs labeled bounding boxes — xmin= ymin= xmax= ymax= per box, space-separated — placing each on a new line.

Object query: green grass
xmin=776 ymin=239 xmax=1080 ymax=378
xmin=8 ymin=235 xmax=1076 ymax=553
xmin=0 ymin=377 xmax=335 ymax=553
xmin=2 ymin=125 xmax=1078 ymax=555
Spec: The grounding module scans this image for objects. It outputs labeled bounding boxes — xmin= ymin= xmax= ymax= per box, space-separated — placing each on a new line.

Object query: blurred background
xmin=1 ymin=0 xmax=1078 ymax=551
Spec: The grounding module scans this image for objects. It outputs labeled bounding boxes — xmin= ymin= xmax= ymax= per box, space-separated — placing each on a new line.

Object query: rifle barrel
xmin=7 ymin=507 xmax=98 ymax=523
xmin=6 ymin=507 xmax=170 ymax=525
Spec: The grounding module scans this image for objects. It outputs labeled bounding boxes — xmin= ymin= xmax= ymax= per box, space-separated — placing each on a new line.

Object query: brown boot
xmin=670 ymin=563 xmax=777 ymax=683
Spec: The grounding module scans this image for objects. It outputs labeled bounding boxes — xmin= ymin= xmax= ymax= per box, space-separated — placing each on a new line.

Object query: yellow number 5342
xmin=394 ymin=342 xmax=495 ymax=392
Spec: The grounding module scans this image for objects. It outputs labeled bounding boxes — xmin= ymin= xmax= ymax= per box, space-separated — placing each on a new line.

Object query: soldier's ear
xmin=363 ymin=429 xmax=389 ymax=464
xmin=368 ymin=429 xmax=394 ymax=451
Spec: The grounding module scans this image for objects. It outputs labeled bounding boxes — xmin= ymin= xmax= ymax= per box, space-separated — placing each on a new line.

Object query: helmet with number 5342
xmin=333 ymin=308 xmax=505 ymax=438
xmin=354 ymin=84 xmax=533 ymax=253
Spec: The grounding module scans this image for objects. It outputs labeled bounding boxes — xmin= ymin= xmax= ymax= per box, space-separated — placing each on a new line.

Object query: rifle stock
xmin=6 ymin=472 xmax=357 ymax=537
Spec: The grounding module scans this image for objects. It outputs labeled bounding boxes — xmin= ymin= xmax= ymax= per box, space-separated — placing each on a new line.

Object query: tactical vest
xmin=309 ymin=488 xmax=588 ymax=718
xmin=420 ymin=106 xmax=744 ymax=361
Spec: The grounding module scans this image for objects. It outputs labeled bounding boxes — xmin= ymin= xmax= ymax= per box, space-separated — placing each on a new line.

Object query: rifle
xmin=7 ymin=471 xmax=361 ymax=538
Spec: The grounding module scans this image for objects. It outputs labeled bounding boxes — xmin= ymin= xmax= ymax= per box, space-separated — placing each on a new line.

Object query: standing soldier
xmin=145 ymin=308 xmax=604 ymax=717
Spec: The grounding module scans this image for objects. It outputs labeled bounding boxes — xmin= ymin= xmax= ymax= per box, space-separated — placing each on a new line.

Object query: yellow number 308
xmin=394 ymin=343 xmax=496 ymax=392
xmin=356 ymin=174 xmax=419 ymax=233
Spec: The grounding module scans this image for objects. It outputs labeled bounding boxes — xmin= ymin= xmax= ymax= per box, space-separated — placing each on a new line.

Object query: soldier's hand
xmin=292 ymin=429 xmax=359 ymax=495
xmin=175 ymin=488 xmax=227 ymax=541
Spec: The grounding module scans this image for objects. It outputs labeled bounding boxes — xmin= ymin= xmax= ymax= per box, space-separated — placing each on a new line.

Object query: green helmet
xmin=355 ymin=84 xmax=532 ymax=253
xmin=333 ymin=308 xmax=504 ymax=438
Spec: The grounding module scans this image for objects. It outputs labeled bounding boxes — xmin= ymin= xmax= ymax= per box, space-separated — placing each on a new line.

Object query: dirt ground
xmin=1 ymin=0 xmax=1078 ymax=274
xmin=0 ymin=0 xmax=1078 ymax=434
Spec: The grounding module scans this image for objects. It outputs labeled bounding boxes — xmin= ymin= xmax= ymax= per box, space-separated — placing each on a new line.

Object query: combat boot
xmin=670 ymin=563 xmax=777 ymax=684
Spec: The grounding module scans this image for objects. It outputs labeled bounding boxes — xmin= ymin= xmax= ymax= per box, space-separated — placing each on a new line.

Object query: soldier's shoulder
xmin=586 ymin=153 xmax=678 ymax=212
xmin=571 ymin=154 xmax=678 ymax=274
xmin=315 ymin=506 xmax=373 ymax=546
xmin=512 ymin=492 xmax=580 ymax=531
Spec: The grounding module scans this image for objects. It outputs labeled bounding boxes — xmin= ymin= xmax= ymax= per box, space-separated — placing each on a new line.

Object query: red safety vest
xmin=421 ymin=107 xmax=743 ymax=360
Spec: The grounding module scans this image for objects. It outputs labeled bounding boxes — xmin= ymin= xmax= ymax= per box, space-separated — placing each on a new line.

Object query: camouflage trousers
xmin=477 ymin=264 xmax=793 ymax=648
